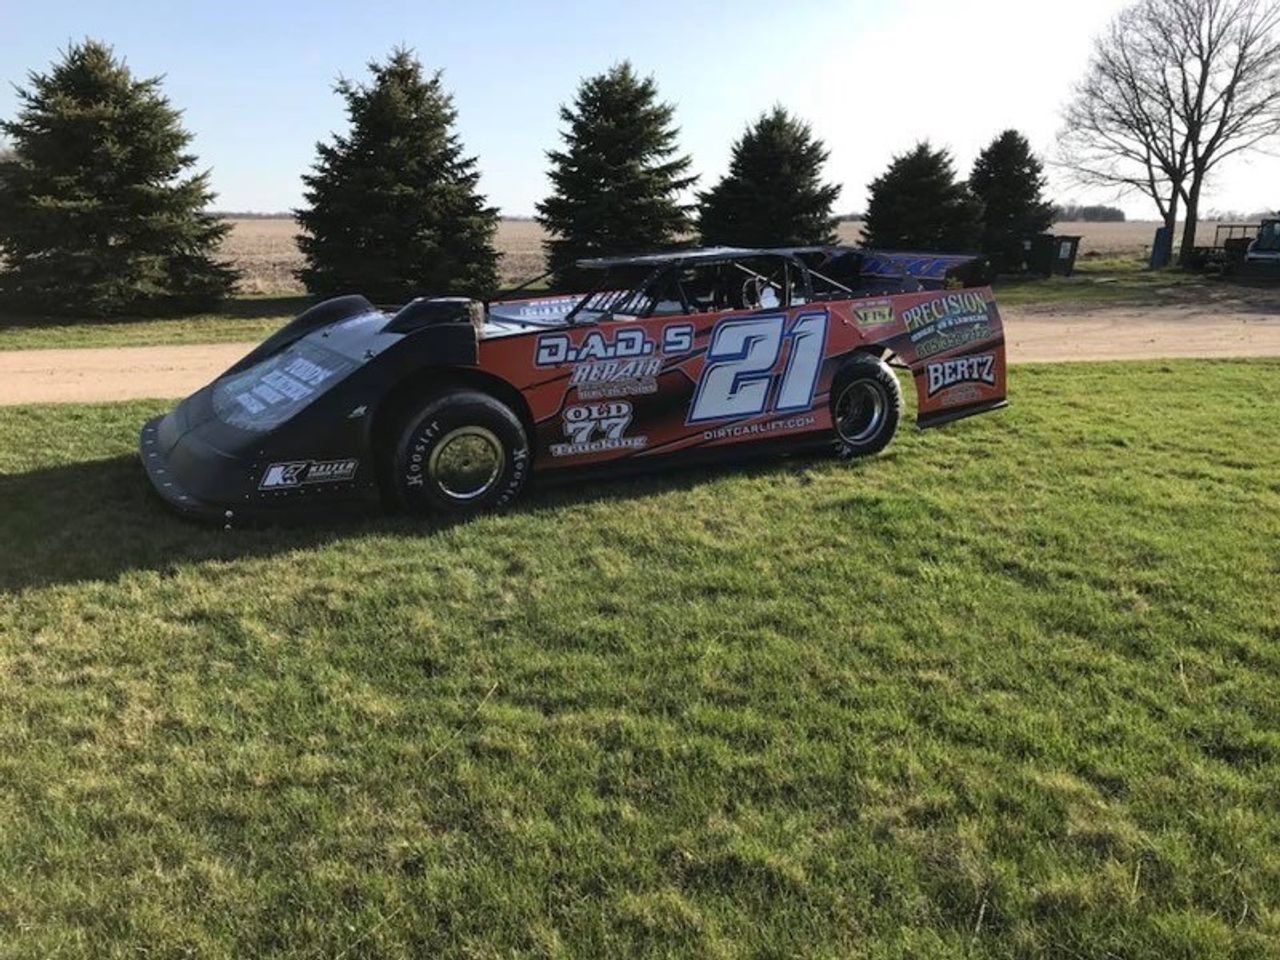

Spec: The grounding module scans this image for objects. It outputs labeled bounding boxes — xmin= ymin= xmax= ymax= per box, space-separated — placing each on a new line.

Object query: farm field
xmin=221 ymin=217 xmax=547 ymax=294
xmin=1 ymin=360 xmax=1278 ymax=957
xmin=218 ymin=218 xmax=1185 ymax=295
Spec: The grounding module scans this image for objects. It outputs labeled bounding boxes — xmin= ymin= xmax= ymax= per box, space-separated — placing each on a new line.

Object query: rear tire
xmin=830 ymin=355 xmax=902 ymax=458
xmin=390 ymin=390 xmax=530 ymax=516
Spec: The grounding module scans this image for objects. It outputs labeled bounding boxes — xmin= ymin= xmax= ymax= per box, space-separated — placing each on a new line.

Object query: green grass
xmin=0 ymin=296 xmax=305 ymax=350
xmin=993 ymin=258 xmax=1212 ymax=308
xmin=1 ymin=361 xmax=1278 ymax=958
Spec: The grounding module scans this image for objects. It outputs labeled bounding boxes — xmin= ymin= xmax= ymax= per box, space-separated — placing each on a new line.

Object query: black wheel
xmin=830 ymin=354 xmax=902 ymax=458
xmin=390 ymin=390 xmax=530 ymax=516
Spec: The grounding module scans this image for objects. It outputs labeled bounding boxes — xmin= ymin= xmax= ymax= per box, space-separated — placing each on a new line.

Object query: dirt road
xmin=0 ymin=342 xmax=251 ymax=405
xmin=2 ymin=304 xmax=1279 ymax=405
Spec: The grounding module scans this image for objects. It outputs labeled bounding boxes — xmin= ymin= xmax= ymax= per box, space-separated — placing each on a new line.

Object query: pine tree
xmin=698 ymin=107 xmax=840 ymax=248
xmin=537 ymin=62 xmax=695 ymax=289
xmin=970 ymin=130 xmax=1055 ymax=272
xmin=0 ymin=41 xmax=235 ymax=316
xmin=862 ymin=143 xmax=983 ymax=252
xmin=296 ymin=49 xmax=498 ymax=302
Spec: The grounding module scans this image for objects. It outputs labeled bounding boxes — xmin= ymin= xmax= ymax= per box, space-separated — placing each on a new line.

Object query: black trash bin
xmin=1024 ymin=234 xmax=1083 ymax=277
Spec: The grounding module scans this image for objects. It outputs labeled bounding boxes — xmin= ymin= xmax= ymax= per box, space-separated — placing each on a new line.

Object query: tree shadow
xmin=218 ymin=295 xmax=314 ymax=320
xmin=0 ymin=449 xmax=832 ymax=594
xmin=0 ymin=295 xmax=313 ymax=331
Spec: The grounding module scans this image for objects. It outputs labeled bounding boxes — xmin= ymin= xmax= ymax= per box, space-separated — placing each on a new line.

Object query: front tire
xmin=830 ymin=355 xmax=902 ymax=458
xmin=391 ymin=390 xmax=530 ymax=516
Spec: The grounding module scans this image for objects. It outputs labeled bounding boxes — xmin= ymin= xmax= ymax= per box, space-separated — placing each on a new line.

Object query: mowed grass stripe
xmin=0 ymin=360 xmax=1277 ymax=958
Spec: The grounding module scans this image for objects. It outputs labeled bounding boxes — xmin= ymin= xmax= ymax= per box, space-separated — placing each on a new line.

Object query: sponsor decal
xmin=914 ymin=324 xmax=991 ymax=359
xmin=852 ymin=300 xmax=895 ymax=328
xmin=510 ymin=295 xmax=580 ymax=320
xmin=232 ymin=357 xmax=339 ymax=414
xmin=536 ymin=327 xmax=655 ymax=366
xmin=926 ymin=354 xmax=996 ymax=397
xmin=702 ymin=414 xmax=817 ymax=442
xmin=260 ymin=458 xmax=359 ymax=490
xmin=901 ymin=291 xmax=989 ymax=334
xmin=550 ymin=401 xmax=647 ymax=457
xmin=936 ymin=383 xmax=981 ymax=405
xmin=900 ymin=292 xmax=992 ymax=359
xmin=536 ymin=323 xmax=694 ymax=397
xmin=569 ymin=357 xmax=663 ymax=400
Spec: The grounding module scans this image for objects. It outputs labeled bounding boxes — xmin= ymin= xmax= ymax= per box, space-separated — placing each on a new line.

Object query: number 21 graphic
xmin=687 ymin=312 xmax=828 ymax=423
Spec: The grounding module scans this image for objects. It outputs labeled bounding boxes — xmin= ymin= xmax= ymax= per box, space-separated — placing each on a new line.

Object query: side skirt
xmin=917 ymin=398 xmax=1008 ymax=430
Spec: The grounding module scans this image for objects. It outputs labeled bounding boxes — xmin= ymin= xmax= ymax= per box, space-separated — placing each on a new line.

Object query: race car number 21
xmin=688 ymin=312 xmax=828 ymax=423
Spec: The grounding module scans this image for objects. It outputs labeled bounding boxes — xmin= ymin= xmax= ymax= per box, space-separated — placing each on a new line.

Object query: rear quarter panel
xmin=848 ymin=287 xmax=1007 ymax=427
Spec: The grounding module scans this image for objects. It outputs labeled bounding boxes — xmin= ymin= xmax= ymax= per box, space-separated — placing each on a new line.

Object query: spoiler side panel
xmin=861 ymin=287 xmax=1007 ymax=428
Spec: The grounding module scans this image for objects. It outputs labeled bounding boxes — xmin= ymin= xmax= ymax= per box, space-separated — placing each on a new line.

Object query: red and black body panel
xmin=139 ymin=248 xmax=1006 ymax=523
xmin=477 ymin=286 xmax=1005 ymax=470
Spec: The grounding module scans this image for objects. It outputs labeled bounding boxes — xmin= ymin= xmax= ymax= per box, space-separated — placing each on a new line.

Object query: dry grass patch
xmin=218 ymin=218 xmax=551 ymax=294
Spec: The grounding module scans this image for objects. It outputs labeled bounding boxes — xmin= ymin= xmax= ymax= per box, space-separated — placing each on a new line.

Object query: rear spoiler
xmin=857 ymin=250 xmax=993 ymax=289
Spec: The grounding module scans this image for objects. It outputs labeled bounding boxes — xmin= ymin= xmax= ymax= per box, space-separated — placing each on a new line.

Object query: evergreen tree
xmin=0 ymin=41 xmax=235 ymax=316
xmin=862 ymin=143 xmax=983 ymax=252
xmin=296 ymin=49 xmax=498 ymax=301
xmin=698 ymin=107 xmax=840 ymax=248
xmin=970 ymin=130 xmax=1055 ymax=272
xmin=537 ymin=62 xmax=695 ymax=289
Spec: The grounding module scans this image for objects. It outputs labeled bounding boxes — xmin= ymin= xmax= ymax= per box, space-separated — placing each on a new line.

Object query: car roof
xmin=575 ymin=247 xmax=794 ymax=269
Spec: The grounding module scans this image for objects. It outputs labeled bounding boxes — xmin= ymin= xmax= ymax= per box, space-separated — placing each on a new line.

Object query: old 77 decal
xmin=687 ymin=311 xmax=828 ymax=423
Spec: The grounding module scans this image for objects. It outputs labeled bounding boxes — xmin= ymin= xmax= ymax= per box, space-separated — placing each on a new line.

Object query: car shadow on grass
xmin=0 ymin=449 xmax=850 ymax=593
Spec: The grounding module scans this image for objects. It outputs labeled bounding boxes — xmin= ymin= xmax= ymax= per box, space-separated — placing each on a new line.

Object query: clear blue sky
xmin=4 ymin=0 xmax=1277 ymax=218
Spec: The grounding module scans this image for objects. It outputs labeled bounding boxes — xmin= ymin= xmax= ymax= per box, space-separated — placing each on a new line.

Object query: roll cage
xmin=488 ymin=245 xmax=988 ymax=328
xmin=564 ymin=249 xmax=818 ymax=324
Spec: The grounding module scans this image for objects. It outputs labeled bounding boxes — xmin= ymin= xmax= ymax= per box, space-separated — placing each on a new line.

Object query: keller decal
xmin=260 ymin=458 xmax=359 ymax=489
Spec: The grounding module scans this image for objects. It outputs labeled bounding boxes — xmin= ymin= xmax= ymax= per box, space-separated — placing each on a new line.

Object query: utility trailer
xmin=1184 ymin=222 xmax=1260 ymax=271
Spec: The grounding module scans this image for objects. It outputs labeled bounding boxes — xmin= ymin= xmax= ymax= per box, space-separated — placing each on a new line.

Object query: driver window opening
xmin=644 ymin=258 xmax=796 ymax=317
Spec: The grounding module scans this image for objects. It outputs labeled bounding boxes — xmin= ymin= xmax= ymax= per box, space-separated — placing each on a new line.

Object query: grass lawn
xmin=0 ymin=296 xmax=305 ymax=351
xmin=991 ymin=258 xmax=1215 ymax=308
xmin=1 ymin=361 xmax=1278 ymax=958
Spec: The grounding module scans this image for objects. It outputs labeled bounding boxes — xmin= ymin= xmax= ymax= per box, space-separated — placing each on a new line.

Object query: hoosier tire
xmin=830 ymin=354 xmax=902 ymax=458
xmin=391 ymin=390 xmax=530 ymax=516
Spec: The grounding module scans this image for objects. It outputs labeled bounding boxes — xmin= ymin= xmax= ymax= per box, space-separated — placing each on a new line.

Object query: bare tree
xmin=1060 ymin=0 xmax=1280 ymax=264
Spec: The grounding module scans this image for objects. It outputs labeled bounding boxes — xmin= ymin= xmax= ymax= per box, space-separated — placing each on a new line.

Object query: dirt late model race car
xmin=140 ymin=246 xmax=1007 ymax=523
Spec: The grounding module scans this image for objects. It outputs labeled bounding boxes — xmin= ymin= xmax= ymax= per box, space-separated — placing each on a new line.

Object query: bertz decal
xmin=926 ymin=354 xmax=996 ymax=397
xmin=260 ymin=458 xmax=359 ymax=489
